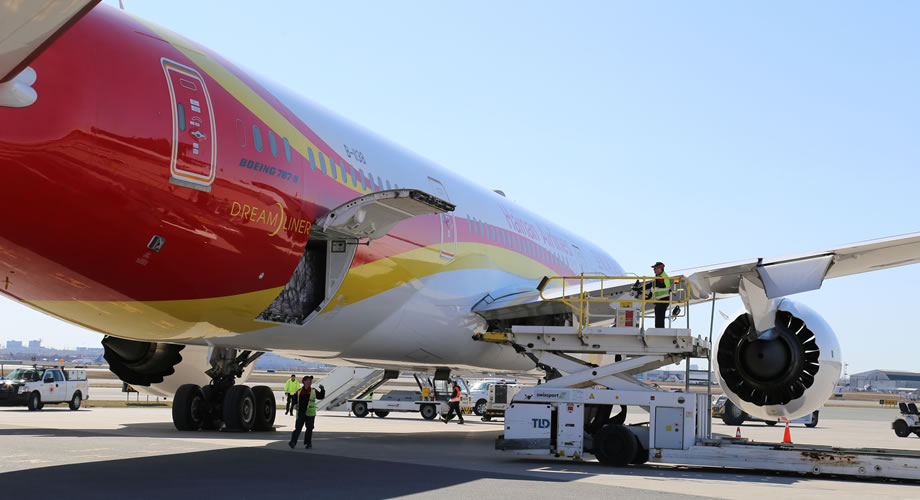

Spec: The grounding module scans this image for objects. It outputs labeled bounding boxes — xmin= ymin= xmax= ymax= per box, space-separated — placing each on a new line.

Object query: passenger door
xmin=427 ymin=177 xmax=456 ymax=261
xmin=161 ymin=58 xmax=217 ymax=191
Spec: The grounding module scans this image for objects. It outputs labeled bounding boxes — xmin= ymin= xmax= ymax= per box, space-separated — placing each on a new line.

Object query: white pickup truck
xmin=0 ymin=366 xmax=89 ymax=410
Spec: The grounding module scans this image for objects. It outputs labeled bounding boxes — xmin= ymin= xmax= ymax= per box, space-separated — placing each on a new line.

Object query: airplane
xmin=1 ymin=1 xmax=919 ymax=436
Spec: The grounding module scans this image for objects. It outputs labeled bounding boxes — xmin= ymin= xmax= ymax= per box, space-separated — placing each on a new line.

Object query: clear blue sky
xmin=2 ymin=1 xmax=918 ymax=375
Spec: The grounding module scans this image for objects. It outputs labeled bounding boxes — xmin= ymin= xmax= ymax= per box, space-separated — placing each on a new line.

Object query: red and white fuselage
xmin=0 ymin=5 xmax=620 ymax=372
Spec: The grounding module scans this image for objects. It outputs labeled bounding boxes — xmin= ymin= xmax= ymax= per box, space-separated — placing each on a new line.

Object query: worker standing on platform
xmin=289 ymin=375 xmax=326 ymax=449
xmin=440 ymin=380 xmax=465 ymax=424
xmin=650 ymin=262 xmax=670 ymax=328
xmin=284 ymin=374 xmax=300 ymax=416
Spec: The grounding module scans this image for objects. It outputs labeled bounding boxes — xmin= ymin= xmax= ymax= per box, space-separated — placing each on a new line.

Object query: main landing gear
xmin=172 ymin=348 xmax=276 ymax=432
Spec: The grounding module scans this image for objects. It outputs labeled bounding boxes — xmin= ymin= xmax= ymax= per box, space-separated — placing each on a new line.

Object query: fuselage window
xmin=308 ymin=148 xmax=316 ymax=170
xmin=319 ymin=153 xmax=328 ymax=175
xmin=252 ymin=125 xmax=263 ymax=152
xmin=376 ymin=176 xmax=383 ymax=192
xmin=358 ymin=169 xmax=366 ymax=190
xmin=330 ymin=159 xmax=338 ymax=180
xmin=476 ymin=219 xmax=482 ymax=235
xmin=350 ymin=165 xmax=358 ymax=187
xmin=467 ymin=216 xmax=473 ymax=233
xmin=177 ymin=103 xmax=186 ymax=131
xmin=283 ymin=137 xmax=292 ymax=161
xmin=268 ymin=130 xmax=279 ymax=157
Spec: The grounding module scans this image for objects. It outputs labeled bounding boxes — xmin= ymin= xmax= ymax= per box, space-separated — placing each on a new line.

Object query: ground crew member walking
xmin=289 ymin=375 xmax=326 ymax=449
xmin=440 ymin=380 xmax=465 ymax=424
xmin=284 ymin=374 xmax=300 ymax=415
xmin=650 ymin=262 xmax=670 ymax=328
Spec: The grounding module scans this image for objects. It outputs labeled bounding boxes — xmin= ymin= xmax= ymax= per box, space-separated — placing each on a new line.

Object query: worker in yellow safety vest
xmin=289 ymin=375 xmax=326 ymax=449
xmin=650 ymin=261 xmax=670 ymax=328
xmin=284 ymin=374 xmax=300 ymax=416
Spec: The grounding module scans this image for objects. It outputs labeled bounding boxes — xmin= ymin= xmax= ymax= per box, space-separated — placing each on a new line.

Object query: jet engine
xmin=102 ymin=337 xmax=252 ymax=398
xmin=713 ymin=300 xmax=841 ymax=420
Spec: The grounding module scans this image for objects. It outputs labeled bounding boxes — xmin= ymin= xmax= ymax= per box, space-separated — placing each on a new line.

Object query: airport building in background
xmin=850 ymin=370 xmax=920 ymax=391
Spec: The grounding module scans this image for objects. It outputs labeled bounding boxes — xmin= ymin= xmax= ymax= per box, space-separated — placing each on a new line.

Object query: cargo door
xmin=161 ymin=58 xmax=217 ymax=191
xmin=427 ymin=177 xmax=456 ymax=260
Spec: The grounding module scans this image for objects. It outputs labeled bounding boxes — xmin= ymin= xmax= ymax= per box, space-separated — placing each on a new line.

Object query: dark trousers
xmin=285 ymin=393 xmax=295 ymax=414
xmin=290 ymin=414 xmax=316 ymax=445
xmin=444 ymin=401 xmax=464 ymax=422
xmin=654 ymin=301 xmax=669 ymax=328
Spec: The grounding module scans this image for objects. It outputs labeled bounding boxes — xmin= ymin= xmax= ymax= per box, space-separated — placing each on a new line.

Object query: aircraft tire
xmin=27 ymin=391 xmax=41 ymax=411
xmin=805 ymin=411 xmax=819 ymax=428
xmin=352 ymin=401 xmax=369 ymax=418
xmin=223 ymin=385 xmax=255 ymax=432
xmin=251 ymin=386 xmax=276 ymax=431
xmin=720 ymin=400 xmax=746 ymax=426
xmin=69 ymin=391 xmax=82 ymax=411
xmin=593 ymin=424 xmax=637 ymax=467
xmin=172 ymin=384 xmax=205 ymax=431
xmin=894 ymin=419 xmax=911 ymax=437
xmin=200 ymin=385 xmax=222 ymax=430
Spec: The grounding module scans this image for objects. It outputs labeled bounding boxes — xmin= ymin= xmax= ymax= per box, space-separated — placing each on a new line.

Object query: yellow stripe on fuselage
xmin=26 ymin=287 xmax=283 ymax=341
xmin=328 ymin=242 xmax=556 ymax=311
xmin=24 ymin=242 xmax=553 ymax=341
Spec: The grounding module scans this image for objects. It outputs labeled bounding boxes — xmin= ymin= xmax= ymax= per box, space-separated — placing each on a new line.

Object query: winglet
xmin=0 ymin=0 xmax=100 ymax=83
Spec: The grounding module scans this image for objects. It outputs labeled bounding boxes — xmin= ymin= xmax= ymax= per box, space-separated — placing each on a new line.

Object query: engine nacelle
xmin=102 ymin=337 xmax=252 ymax=398
xmin=713 ymin=300 xmax=841 ymax=420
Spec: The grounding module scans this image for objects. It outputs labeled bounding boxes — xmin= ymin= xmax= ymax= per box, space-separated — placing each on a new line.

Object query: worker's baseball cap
xmin=651 ymin=262 xmax=665 ymax=268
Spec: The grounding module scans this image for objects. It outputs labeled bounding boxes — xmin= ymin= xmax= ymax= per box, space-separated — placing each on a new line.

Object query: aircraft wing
xmin=0 ymin=0 xmax=99 ymax=83
xmin=473 ymin=232 xmax=920 ymax=320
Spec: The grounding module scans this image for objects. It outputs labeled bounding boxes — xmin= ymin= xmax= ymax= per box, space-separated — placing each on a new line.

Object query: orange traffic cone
xmin=735 ymin=426 xmax=742 ymax=438
xmin=782 ymin=419 xmax=792 ymax=444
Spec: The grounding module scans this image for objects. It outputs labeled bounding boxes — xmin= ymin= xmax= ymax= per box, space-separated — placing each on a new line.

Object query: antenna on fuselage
xmin=118 ymin=0 xmax=125 ymax=10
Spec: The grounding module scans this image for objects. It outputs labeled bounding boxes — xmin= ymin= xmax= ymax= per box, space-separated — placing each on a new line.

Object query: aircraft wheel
xmin=251 ymin=386 xmax=276 ymax=431
xmin=720 ymin=400 xmax=746 ymax=426
xmin=805 ymin=410 xmax=819 ymax=428
xmin=592 ymin=424 xmax=638 ymax=467
xmin=420 ymin=404 xmax=437 ymax=420
xmin=765 ymin=421 xmax=777 ymax=426
xmin=200 ymin=385 xmax=222 ymax=430
xmin=172 ymin=384 xmax=205 ymax=431
xmin=223 ymin=385 xmax=255 ymax=432
xmin=374 ymin=410 xmax=390 ymax=418
xmin=474 ymin=399 xmax=487 ymax=416
xmin=352 ymin=401 xmax=369 ymax=418
xmin=894 ymin=419 xmax=911 ymax=437
xmin=27 ymin=391 xmax=42 ymax=411
xmin=69 ymin=391 xmax=82 ymax=411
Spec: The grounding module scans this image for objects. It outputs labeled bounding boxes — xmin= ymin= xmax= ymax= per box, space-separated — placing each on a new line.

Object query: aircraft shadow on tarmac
xmin=1 ymin=422 xmax=915 ymax=492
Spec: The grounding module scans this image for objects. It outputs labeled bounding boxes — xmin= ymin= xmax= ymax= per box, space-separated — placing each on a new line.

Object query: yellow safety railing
xmin=536 ymin=274 xmax=691 ymax=336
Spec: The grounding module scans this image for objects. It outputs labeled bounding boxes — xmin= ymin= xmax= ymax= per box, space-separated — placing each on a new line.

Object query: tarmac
xmin=1 ymin=404 xmax=919 ymax=499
